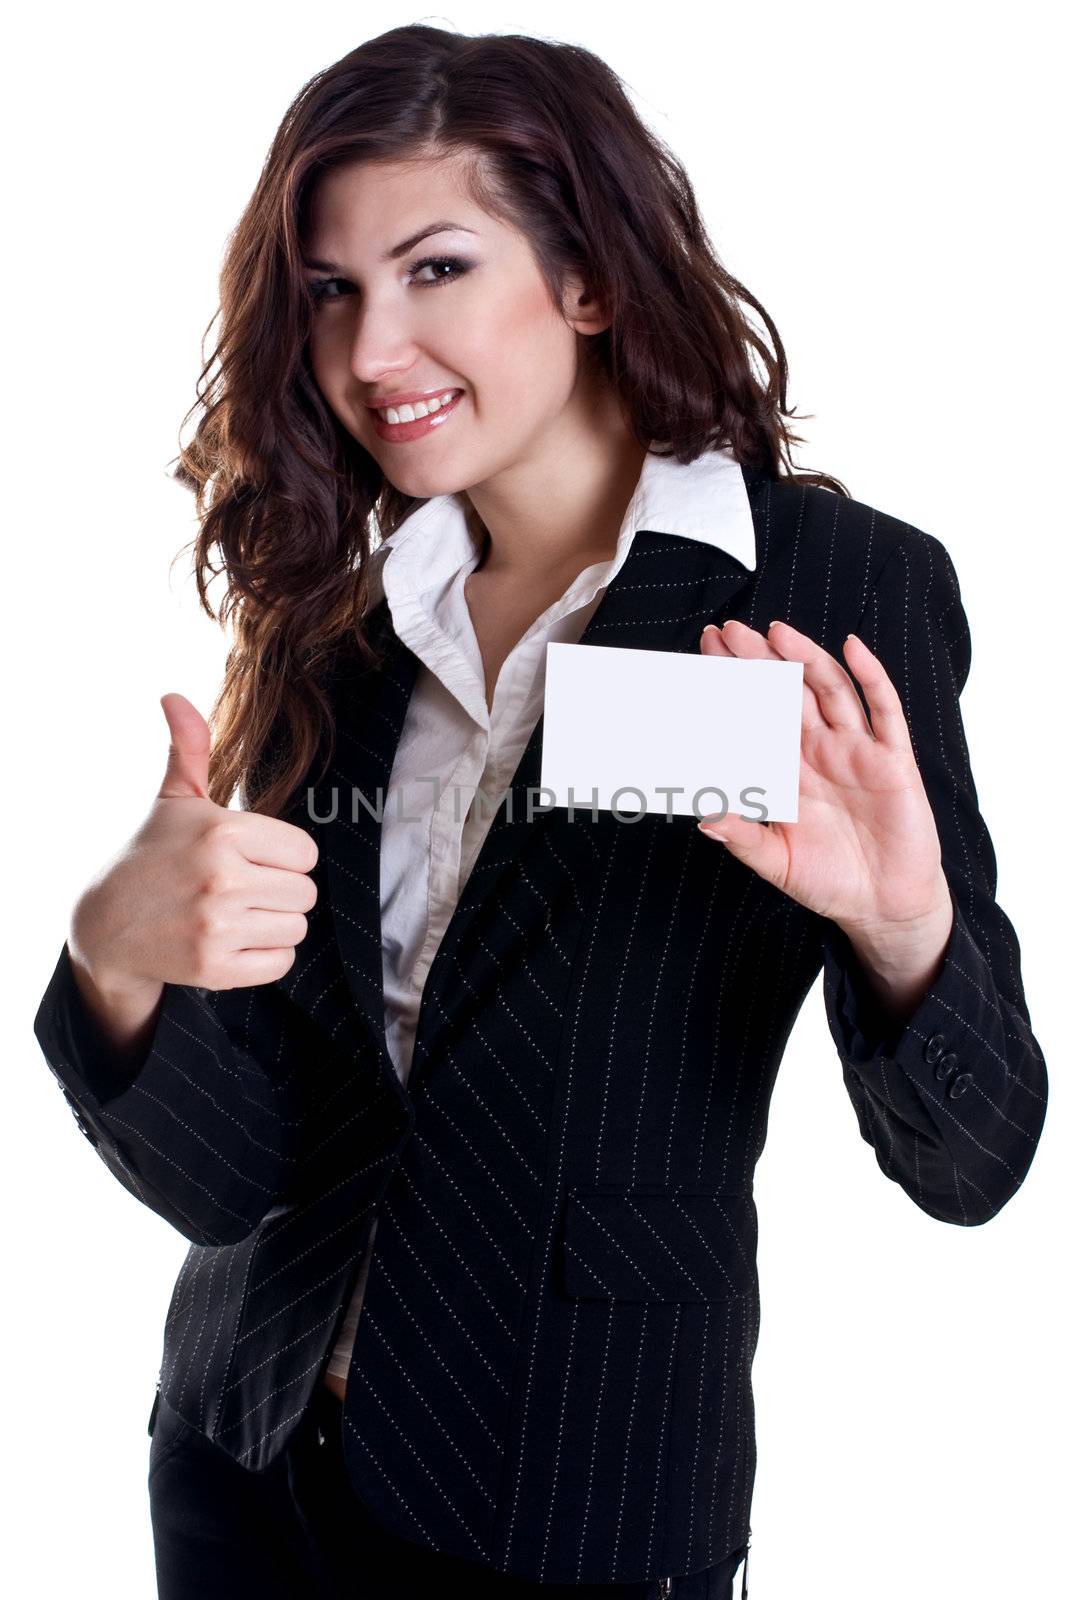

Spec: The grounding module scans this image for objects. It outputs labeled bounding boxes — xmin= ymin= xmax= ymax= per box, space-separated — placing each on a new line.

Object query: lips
xmin=369 ymin=389 xmax=465 ymax=444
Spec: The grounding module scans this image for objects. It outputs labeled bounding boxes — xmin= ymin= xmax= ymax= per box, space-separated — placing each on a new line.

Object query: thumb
xmin=698 ymin=811 xmax=786 ymax=887
xmin=158 ymin=693 xmax=212 ymax=800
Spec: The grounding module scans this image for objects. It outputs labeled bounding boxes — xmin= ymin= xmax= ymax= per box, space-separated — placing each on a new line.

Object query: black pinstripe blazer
xmin=32 ymin=461 xmax=1048 ymax=1585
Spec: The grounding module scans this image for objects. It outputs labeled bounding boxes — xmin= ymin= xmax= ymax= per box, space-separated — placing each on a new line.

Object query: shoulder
xmin=753 ymin=473 xmax=958 ymax=615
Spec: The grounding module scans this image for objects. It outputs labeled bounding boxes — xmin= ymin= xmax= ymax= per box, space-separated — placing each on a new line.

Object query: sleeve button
xmin=923 ymin=1032 xmax=947 ymax=1064
xmin=948 ymin=1071 xmax=974 ymax=1099
xmin=934 ymin=1051 xmax=958 ymax=1081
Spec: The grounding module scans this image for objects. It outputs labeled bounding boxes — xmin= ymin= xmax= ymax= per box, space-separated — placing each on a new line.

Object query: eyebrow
xmin=302 ymin=221 xmax=479 ymax=274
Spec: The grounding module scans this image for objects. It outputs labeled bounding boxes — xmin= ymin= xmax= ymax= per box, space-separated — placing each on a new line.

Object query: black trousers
xmin=148 ymin=1384 xmax=749 ymax=1598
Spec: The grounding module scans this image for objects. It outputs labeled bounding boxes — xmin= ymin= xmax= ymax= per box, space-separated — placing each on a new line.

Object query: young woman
xmin=33 ymin=23 xmax=1047 ymax=1600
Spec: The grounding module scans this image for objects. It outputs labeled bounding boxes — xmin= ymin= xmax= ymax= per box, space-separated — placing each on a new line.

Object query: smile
xmin=369 ymin=389 xmax=465 ymax=443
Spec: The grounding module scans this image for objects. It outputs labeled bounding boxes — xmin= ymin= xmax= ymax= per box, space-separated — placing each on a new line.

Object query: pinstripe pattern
xmin=32 ymin=462 xmax=1047 ymax=1585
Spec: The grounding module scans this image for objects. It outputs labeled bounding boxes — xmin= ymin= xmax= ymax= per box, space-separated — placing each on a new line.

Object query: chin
xmin=376 ymin=450 xmax=480 ymax=502
xmin=377 ymin=465 xmax=455 ymax=501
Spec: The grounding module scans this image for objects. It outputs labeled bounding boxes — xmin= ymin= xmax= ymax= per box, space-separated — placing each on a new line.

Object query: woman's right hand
xmin=67 ymin=693 xmax=320 ymax=1052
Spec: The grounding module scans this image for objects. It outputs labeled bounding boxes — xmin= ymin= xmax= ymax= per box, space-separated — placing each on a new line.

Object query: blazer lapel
xmin=298 ymin=465 xmax=766 ymax=1095
xmin=290 ymin=600 xmax=419 ymax=1081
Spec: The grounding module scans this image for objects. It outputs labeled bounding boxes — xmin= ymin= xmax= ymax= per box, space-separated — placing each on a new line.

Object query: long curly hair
xmin=170 ymin=23 xmax=849 ymax=819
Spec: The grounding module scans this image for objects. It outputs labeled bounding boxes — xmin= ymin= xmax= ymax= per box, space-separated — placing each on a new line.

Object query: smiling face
xmin=301 ymin=150 xmax=609 ymax=501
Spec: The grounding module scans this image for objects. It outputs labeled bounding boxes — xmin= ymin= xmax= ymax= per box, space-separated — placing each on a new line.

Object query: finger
xmin=229 ymin=909 xmax=310 ymax=950
xmin=764 ymin=620 xmax=872 ymax=735
xmin=244 ymin=863 xmax=320 ymax=914
xmin=216 ymin=947 xmax=300 ymax=988
xmin=842 ymin=633 xmax=911 ymax=752
xmin=697 ymin=806 xmax=790 ymax=890
xmin=158 ymin=693 xmax=211 ymax=800
xmin=720 ymin=618 xmax=782 ymax=661
xmin=226 ymin=813 xmax=320 ymax=874
xmin=704 ymin=621 xmax=827 ymax=733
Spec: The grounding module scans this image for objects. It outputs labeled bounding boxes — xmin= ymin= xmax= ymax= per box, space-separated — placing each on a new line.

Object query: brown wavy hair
xmin=170 ymin=23 xmax=849 ymax=819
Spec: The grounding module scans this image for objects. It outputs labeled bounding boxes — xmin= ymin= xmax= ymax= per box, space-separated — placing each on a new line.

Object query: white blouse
xmin=325 ymin=442 xmax=757 ymax=1380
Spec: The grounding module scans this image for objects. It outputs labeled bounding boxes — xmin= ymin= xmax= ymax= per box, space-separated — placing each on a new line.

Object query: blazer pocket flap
xmin=560 ymin=1185 xmax=756 ymax=1303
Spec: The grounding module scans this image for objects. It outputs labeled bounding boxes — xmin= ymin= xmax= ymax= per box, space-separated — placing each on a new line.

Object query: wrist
xmin=67 ymin=899 xmax=164 ymax=1060
xmin=68 ymin=891 xmax=152 ymax=1004
xmin=836 ymin=875 xmax=954 ymax=966
xmin=65 ymin=946 xmax=165 ymax=1071
xmin=68 ymin=949 xmax=159 ymax=1014
xmin=833 ymin=881 xmax=955 ymax=1031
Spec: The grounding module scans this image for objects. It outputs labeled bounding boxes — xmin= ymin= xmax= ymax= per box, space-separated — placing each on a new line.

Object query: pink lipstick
xmin=368 ymin=388 xmax=465 ymax=444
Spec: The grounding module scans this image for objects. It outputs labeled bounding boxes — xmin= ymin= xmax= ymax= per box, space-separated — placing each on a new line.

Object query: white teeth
xmin=381 ymin=390 xmax=459 ymax=425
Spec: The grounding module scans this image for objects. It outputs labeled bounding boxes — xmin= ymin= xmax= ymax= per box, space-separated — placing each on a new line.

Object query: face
xmin=301 ymin=152 xmax=609 ymax=500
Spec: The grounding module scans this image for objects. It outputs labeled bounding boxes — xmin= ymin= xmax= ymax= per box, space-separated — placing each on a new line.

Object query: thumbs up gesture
xmin=68 ymin=694 xmax=319 ymax=1008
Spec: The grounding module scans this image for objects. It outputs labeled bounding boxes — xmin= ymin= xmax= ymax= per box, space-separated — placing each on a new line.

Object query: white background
xmin=4 ymin=3 xmax=1062 ymax=1596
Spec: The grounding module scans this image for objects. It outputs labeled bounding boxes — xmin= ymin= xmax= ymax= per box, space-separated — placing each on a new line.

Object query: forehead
xmin=304 ymin=153 xmax=491 ymax=246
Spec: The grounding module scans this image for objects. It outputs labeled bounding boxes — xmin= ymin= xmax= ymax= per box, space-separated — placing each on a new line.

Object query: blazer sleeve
xmin=819 ymin=529 xmax=1048 ymax=1226
xmin=32 ymin=940 xmax=302 ymax=1247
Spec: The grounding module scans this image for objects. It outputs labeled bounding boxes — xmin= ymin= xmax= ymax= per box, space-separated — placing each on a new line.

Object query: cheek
xmin=307 ymin=325 xmax=345 ymax=403
xmin=464 ymin=281 xmax=576 ymax=402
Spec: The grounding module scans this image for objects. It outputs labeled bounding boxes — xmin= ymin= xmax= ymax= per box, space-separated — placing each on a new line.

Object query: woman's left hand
xmin=697 ymin=619 xmax=952 ymax=940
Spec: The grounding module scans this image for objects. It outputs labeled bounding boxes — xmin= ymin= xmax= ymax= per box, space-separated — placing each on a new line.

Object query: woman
xmin=32 ymin=23 xmax=1047 ymax=1600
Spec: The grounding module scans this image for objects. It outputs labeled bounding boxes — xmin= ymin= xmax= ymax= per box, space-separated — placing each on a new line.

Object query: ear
xmin=561 ymin=270 xmax=612 ymax=338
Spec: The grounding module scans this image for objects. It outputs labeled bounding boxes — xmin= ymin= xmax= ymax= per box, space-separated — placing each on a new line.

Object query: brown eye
xmin=407 ymin=255 xmax=471 ymax=288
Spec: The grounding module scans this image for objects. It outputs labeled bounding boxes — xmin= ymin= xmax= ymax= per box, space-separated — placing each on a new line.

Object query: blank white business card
xmin=540 ymin=641 xmax=804 ymax=823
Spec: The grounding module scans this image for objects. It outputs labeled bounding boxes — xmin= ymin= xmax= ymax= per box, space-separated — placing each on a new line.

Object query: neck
xmin=461 ymin=380 xmax=647 ymax=583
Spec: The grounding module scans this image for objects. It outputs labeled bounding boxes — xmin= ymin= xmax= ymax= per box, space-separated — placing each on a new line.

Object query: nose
xmin=344 ymin=299 xmax=422 ymax=388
